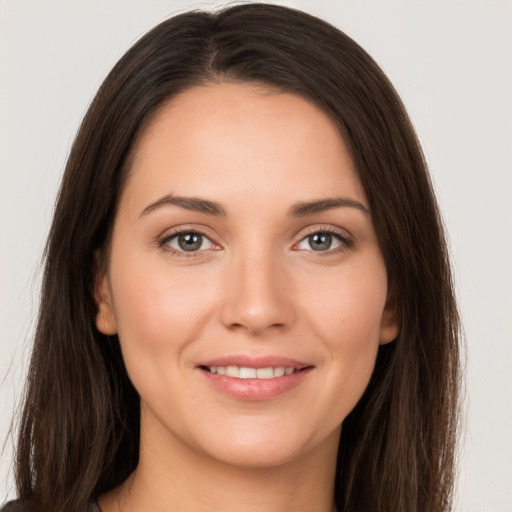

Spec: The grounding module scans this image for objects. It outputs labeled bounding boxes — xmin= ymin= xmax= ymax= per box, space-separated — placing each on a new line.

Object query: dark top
xmin=1 ymin=500 xmax=101 ymax=511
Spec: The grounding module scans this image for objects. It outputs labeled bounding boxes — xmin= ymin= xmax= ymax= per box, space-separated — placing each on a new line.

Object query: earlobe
xmin=379 ymin=293 xmax=400 ymax=345
xmin=95 ymin=272 xmax=118 ymax=335
xmin=379 ymin=320 xmax=399 ymax=345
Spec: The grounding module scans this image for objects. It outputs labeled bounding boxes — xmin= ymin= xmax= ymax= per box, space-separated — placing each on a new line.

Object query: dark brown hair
xmin=13 ymin=4 xmax=460 ymax=511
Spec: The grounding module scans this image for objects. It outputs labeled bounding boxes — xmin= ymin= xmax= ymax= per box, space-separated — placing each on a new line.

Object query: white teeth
xmin=226 ymin=366 xmax=239 ymax=378
xmin=256 ymin=367 xmax=274 ymax=379
xmin=239 ymin=367 xmax=257 ymax=379
xmin=207 ymin=366 xmax=296 ymax=379
xmin=274 ymin=367 xmax=285 ymax=377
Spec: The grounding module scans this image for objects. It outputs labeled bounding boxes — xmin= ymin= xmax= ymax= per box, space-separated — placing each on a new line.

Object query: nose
xmin=219 ymin=249 xmax=295 ymax=336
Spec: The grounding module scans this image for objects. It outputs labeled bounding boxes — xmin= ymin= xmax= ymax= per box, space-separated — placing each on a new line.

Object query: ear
xmin=379 ymin=292 xmax=400 ymax=345
xmin=94 ymin=265 xmax=118 ymax=335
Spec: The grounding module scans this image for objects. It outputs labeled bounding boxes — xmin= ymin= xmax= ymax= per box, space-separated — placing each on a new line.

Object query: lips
xmin=196 ymin=356 xmax=313 ymax=400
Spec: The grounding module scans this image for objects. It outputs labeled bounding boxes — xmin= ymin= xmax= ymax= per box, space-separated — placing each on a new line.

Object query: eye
xmin=163 ymin=231 xmax=215 ymax=253
xmin=296 ymin=231 xmax=348 ymax=252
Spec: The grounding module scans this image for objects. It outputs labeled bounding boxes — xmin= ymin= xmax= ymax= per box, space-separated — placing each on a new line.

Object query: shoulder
xmin=0 ymin=502 xmax=24 ymax=512
xmin=0 ymin=501 xmax=23 ymax=512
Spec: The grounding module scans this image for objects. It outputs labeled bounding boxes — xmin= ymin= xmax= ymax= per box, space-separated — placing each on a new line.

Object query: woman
xmin=4 ymin=3 xmax=460 ymax=511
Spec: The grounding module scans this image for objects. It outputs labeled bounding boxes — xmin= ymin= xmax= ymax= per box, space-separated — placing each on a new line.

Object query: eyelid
xmin=167 ymin=232 xmax=215 ymax=251
xmin=156 ymin=224 xmax=353 ymax=257
xmin=292 ymin=225 xmax=354 ymax=253
xmin=157 ymin=225 xmax=221 ymax=257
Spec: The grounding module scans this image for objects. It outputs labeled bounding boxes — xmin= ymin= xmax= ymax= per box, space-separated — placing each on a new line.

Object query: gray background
xmin=1 ymin=1 xmax=511 ymax=510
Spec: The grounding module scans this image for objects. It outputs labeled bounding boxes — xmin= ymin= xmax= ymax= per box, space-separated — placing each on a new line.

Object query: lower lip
xmin=199 ymin=368 xmax=312 ymax=401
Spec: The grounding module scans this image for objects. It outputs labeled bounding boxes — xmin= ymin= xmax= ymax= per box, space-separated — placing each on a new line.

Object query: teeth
xmin=257 ymin=367 xmax=274 ymax=379
xmin=274 ymin=367 xmax=285 ymax=377
xmin=239 ymin=367 xmax=257 ymax=379
xmin=207 ymin=366 xmax=296 ymax=379
xmin=226 ymin=366 xmax=239 ymax=378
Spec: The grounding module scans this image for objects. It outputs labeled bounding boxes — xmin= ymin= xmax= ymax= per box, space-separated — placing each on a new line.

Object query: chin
xmin=190 ymin=419 xmax=342 ymax=471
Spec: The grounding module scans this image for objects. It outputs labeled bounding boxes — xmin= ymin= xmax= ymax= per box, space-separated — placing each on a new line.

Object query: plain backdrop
xmin=1 ymin=1 xmax=511 ymax=510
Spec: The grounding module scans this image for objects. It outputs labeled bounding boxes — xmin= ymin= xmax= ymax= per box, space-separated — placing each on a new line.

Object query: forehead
xmin=122 ymin=82 xmax=366 ymax=215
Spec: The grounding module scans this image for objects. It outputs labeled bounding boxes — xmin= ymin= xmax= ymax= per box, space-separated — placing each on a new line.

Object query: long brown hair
xmin=14 ymin=4 xmax=460 ymax=511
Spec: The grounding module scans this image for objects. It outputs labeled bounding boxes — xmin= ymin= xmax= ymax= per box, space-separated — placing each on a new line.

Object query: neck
xmin=99 ymin=413 xmax=339 ymax=512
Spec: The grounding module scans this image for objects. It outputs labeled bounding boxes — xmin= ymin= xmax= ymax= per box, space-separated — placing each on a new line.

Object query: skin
xmin=96 ymin=82 xmax=399 ymax=512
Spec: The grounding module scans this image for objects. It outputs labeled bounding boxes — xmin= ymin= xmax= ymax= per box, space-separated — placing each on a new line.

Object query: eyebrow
xmin=140 ymin=194 xmax=369 ymax=218
xmin=288 ymin=197 xmax=369 ymax=217
xmin=140 ymin=194 xmax=227 ymax=217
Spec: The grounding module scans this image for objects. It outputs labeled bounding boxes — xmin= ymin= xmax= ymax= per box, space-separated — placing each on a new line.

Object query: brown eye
xmin=178 ymin=233 xmax=202 ymax=251
xmin=165 ymin=232 xmax=214 ymax=252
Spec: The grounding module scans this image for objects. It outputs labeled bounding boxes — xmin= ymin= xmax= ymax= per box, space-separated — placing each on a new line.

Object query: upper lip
xmin=197 ymin=355 xmax=312 ymax=370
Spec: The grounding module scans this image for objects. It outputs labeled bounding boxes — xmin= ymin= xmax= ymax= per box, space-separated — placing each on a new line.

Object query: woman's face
xmin=96 ymin=82 xmax=398 ymax=469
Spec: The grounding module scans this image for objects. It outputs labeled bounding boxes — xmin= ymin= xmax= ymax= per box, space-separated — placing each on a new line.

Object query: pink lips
xmin=196 ymin=355 xmax=313 ymax=401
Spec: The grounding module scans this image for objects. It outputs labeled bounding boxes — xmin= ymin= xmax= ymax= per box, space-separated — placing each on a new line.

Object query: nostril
xmin=219 ymin=280 xmax=296 ymax=334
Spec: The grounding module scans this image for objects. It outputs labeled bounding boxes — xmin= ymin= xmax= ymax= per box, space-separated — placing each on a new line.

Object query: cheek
xmin=299 ymin=259 xmax=387 ymax=412
xmin=303 ymin=258 xmax=388 ymax=346
xmin=109 ymin=252 xmax=218 ymax=370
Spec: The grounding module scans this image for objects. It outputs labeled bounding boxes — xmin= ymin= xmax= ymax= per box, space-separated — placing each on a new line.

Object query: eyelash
xmin=157 ymin=227 xmax=353 ymax=258
xmin=297 ymin=227 xmax=354 ymax=256
xmin=157 ymin=229 xmax=214 ymax=258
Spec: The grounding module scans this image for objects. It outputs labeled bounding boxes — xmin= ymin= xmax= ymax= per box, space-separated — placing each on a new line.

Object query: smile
xmin=197 ymin=358 xmax=313 ymax=401
xmin=204 ymin=366 xmax=296 ymax=379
